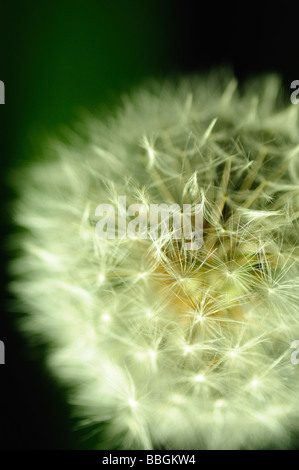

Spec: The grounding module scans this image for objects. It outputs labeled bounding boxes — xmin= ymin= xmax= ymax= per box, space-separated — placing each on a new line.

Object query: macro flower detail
xmin=11 ymin=72 xmax=299 ymax=449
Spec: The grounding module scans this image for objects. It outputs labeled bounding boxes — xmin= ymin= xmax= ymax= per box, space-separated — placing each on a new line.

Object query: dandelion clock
xmin=10 ymin=71 xmax=299 ymax=449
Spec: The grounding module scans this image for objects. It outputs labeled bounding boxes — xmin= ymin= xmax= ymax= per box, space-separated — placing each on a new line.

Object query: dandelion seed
xmin=250 ymin=379 xmax=260 ymax=389
xmin=101 ymin=313 xmax=111 ymax=323
xmin=128 ymin=398 xmax=138 ymax=409
xmin=215 ymin=399 xmax=226 ymax=408
xmin=137 ymin=272 xmax=148 ymax=279
xmin=194 ymin=374 xmax=205 ymax=383
xmin=196 ymin=314 xmax=205 ymax=323
xmin=228 ymin=349 xmax=239 ymax=358
xmin=183 ymin=345 xmax=193 ymax=355
xmin=146 ymin=310 xmax=153 ymax=319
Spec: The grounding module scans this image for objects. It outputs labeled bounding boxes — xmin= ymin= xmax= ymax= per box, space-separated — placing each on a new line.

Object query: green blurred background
xmin=0 ymin=0 xmax=178 ymax=450
xmin=1 ymin=0 xmax=299 ymax=449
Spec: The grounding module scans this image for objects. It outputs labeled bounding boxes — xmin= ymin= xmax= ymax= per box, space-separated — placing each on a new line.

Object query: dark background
xmin=0 ymin=0 xmax=298 ymax=450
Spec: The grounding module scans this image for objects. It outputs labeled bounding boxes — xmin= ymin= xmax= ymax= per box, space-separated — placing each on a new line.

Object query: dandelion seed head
xmin=10 ymin=71 xmax=299 ymax=449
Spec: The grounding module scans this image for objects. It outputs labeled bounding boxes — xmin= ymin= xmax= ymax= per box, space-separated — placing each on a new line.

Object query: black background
xmin=0 ymin=0 xmax=298 ymax=450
